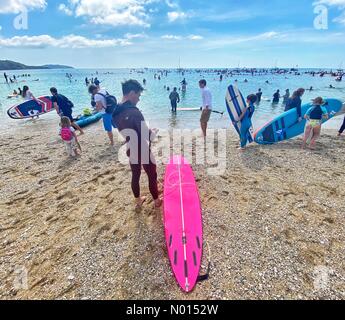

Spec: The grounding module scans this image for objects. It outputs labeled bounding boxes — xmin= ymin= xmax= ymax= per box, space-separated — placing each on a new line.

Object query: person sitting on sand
xmin=338 ymin=116 xmax=345 ymax=137
xmin=60 ymin=116 xmax=81 ymax=158
xmin=285 ymin=88 xmax=305 ymax=122
xmin=112 ymin=80 xmax=162 ymax=211
xmin=235 ymin=94 xmax=257 ymax=150
xmin=50 ymin=87 xmax=84 ymax=135
xmin=302 ymin=97 xmax=329 ymax=150
xmin=169 ymin=87 xmax=180 ymax=113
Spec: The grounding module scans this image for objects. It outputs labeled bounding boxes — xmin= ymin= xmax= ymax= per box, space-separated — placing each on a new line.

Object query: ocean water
xmin=0 ymin=68 xmax=344 ymax=134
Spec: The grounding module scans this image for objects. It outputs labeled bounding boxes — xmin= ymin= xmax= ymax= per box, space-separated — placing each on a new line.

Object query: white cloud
xmin=0 ymin=34 xmax=132 ymax=48
xmin=124 ymin=33 xmax=148 ymax=39
xmin=334 ymin=11 xmax=345 ymax=23
xmin=161 ymin=34 xmax=182 ymax=40
xmin=161 ymin=34 xmax=203 ymax=40
xmin=314 ymin=0 xmax=345 ymax=6
xmin=58 ymin=0 xmax=158 ymax=27
xmin=58 ymin=3 xmax=73 ymax=16
xmin=187 ymin=35 xmax=203 ymax=40
xmin=167 ymin=11 xmax=192 ymax=22
xmin=0 ymin=0 xmax=46 ymax=14
xmin=165 ymin=0 xmax=178 ymax=9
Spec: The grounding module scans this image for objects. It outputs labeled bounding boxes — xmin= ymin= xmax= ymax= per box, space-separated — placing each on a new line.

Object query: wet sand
xmin=0 ymin=118 xmax=344 ymax=300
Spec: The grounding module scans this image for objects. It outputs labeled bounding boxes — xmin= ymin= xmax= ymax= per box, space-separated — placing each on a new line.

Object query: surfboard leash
xmin=197 ymin=239 xmax=211 ymax=282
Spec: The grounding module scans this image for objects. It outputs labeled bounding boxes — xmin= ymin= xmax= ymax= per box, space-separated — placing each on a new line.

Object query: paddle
xmin=179 ymin=107 xmax=224 ymax=115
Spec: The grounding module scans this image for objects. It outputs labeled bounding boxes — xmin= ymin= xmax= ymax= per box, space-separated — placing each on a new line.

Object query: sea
xmin=0 ymin=68 xmax=344 ymax=134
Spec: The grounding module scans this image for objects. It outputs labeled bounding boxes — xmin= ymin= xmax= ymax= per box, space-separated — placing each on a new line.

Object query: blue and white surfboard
xmin=254 ymin=99 xmax=345 ymax=144
xmin=225 ymin=85 xmax=253 ymax=143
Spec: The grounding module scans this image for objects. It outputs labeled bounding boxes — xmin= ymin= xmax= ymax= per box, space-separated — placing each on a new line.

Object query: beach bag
xmin=61 ymin=127 xmax=73 ymax=142
xmin=97 ymin=92 xmax=117 ymax=114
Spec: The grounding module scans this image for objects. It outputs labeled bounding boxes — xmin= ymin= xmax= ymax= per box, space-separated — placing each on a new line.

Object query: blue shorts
xmin=103 ymin=113 xmax=115 ymax=132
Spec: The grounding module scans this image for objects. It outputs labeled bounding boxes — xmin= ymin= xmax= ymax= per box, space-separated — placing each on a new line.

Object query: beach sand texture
xmin=0 ymin=120 xmax=344 ymax=300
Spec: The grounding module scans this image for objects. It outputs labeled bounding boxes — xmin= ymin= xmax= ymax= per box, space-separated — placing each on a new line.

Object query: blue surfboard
xmin=254 ymin=99 xmax=344 ymax=144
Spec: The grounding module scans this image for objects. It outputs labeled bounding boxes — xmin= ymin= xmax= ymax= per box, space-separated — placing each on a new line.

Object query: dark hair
xmin=173 ymin=87 xmax=177 ymax=91
xmin=88 ymin=84 xmax=98 ymax=94
xmin=22 ymin=85 xmax=29 ymax=98
xmin=199 ymin=79 xmax=207 ymax=86
xmin=247 ymin=94 xmax=257 ymax=104
xmin=50 ymin=87 xmax=58 ymax=95
xmin=122 ymin=79 xmax=144 ymax=95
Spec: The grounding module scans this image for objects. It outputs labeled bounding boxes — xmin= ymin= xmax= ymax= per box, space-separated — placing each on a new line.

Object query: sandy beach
xmin=0 ymin=119 xmax=344 ymax=300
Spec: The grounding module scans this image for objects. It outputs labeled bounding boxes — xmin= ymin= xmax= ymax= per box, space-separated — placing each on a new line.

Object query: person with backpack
xmin=50 ymin=87 xmax=84 ymax=134
xmin=88 ymin=84 xmax=117 ymax=146
xmin=302 ymin=97 xmax=329 ymax=150
xmin=60 ymin=116 xmax=81 ymax=158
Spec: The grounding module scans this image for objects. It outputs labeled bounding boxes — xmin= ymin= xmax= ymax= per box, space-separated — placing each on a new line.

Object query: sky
xmin=0 ymin=0 xmax=345 ymax=68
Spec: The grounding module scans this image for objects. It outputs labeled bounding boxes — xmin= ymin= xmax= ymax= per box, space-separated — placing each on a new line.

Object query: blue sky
xmin=0 ymin=0 xmax=345 ymax=68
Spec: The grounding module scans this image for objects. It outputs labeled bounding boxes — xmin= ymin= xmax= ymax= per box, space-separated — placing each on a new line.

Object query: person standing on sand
xmin=199 ymin=79 xmax=212 ymax=138
xmin=50 ymin=87 xmax=84 ymax=135
xmin=112 ymin=80 xmax=162 ymax=210
xmin=88 ymin=84 xmax=117 ymax=146
xmin=302 ymin=97 xmax=328 ymax=150
xmin=338 ymin=116 xmax=345 ymax=136
xmin=235 ymin=94 xmax=257 ymax=150
xmin=169 ymin=87 xmax=180 ymax=113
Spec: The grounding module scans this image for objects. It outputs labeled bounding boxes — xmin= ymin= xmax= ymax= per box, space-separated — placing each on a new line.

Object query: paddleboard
xmin=164 ymin=155 xmax=203 ymax=293
xmin=177 ymin=108 xmax=201 ymax=112
xmin=225 ymin=85 xmax=254 ymax=143
xmin=75 ymin=112 xmax=102 ymax=128
xmin=254 ymin=99 xmax=345 ymax=144
xmin=7 ymin=96 xmax=53 ymax=119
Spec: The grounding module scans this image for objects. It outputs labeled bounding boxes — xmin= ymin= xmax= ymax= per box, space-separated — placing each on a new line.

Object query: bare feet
xmin=135 ymin=196 xmax=147 ymax=211
xmin=154 ymin=198 xmax=162 ymax=208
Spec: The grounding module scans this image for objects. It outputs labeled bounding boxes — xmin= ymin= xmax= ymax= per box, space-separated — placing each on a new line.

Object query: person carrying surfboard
xmin=112 ymin=79 xmax=162 ymax=210
xmin=199 ymin=79 xmax=212 ymax=138
xmin=302 ymin=97 xmax=329 ymax=150
xmin=21 ymin=86 xmax=41 ymax=119
xmin=235 ymin=94 xmax=257 ymax=150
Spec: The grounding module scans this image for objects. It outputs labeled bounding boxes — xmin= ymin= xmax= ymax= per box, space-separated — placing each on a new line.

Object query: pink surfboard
xmin=164 ymin=155 xmax=203 ymax=292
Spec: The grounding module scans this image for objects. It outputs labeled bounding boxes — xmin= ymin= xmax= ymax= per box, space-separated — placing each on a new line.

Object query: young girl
xmin=302 ymin=97 xmax=329 ymax=150
xmin=60 ymin=116 xmax=81 ymax=157
xmin=235 ymin=94 xmax=257 ymax=150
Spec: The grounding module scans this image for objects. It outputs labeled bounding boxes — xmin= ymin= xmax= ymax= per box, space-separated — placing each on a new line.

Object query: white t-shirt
xmin=24 ymin=90 xmax=34 ymax=101
xmin=201 ymin=87 xmax=212 ymax=110
xmin=94 ymin=89 xmax=107 ymax=114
